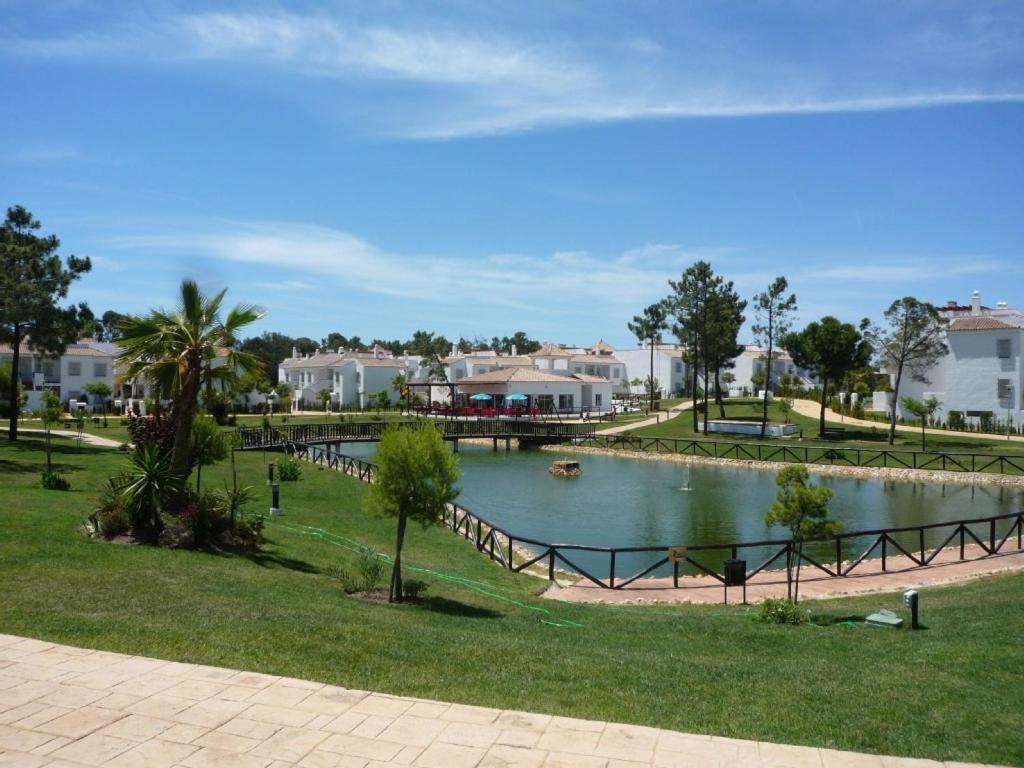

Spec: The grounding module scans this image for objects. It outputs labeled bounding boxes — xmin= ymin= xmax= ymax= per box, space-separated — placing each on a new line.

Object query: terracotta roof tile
xmin=949 ymin=317 xmax=1015 ymax=332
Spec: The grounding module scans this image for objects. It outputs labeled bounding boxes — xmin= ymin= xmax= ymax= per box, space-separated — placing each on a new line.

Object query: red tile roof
xmin=949 ymin=317 xmax=1015 ymax=332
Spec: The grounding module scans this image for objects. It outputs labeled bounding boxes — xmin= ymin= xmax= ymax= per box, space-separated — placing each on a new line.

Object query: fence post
xmin=990 ymin=518 xmax=996 ymax=554
xmin=920 ymin=528 xmax=925 ymax=564
xmin=881 ymin=536 xmax=887 ymax=572
xmin=609 ymin=551 xmax=616 ymax=588
xmin=548 ymin=549 xmax=555 ymax=581
xmin=835 ymin=538 xmax=843 ymax=576
xmin=673 ymin=560 xmax=679 ymax=588
xmin=960 ymin=525 xmax=965 ymax=559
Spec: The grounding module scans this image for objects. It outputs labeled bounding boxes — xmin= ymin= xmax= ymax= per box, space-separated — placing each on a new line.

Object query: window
xmin=997 ymin=339 xmax=1011 ymax=359
xmin=355 ymin=372 xmax=361 ymax=387
xmin=93 ymin=363 xmax=106 ymax=377
xmin=558 ymin=394 xmax=574 ymax=410
xmin=997 ymin=379 xmax=1013 ymax=399
xmin=535 ymin=394 xmax=554 ymax=412
xmin=595 ymin=393 xmax=603 ymax=407
xmin=574 ymin=366 xmax=583 ymax=373
xmin=67 ymin=362 xmax=82 ymax=376
xmin=675 ymin=362 xmax=683 ymax=373
xmin=612 ymin=367 xmax=619 ymax=378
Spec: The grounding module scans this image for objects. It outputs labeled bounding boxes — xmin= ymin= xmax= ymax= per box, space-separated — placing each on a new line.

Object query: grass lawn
xmin=631 ymin=398 xmax=1024 ymax=457
xmin=1 ymin=437 xmax=1022 ymax=763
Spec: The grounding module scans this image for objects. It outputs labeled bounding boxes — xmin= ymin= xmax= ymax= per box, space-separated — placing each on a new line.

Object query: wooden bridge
xmin=235 ymin=419 xmax=596 ymax=451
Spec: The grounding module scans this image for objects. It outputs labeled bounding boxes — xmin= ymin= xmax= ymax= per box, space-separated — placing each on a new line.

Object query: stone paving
xmin=0 ymin=634 xmax=1008 ymax=768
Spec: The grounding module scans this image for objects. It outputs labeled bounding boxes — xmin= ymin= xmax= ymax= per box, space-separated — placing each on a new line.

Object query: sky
xmin=2 ymin=1 xmax=1023 ymax=348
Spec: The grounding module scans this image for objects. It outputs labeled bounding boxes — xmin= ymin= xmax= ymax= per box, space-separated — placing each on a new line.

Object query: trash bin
xmin=724 ymin=559 xmax=746 ymax=587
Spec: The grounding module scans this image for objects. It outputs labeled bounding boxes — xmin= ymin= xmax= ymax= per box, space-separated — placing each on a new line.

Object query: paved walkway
xmin=0 ymin=635 xmax=1006 ymax=768
xmin=596 ymin=403 xmax=693 ymax=436
xmin=545 ymin=545 xmax=1024 ymax=605
xmin=17 ymin=430 xmax=123 ymax=449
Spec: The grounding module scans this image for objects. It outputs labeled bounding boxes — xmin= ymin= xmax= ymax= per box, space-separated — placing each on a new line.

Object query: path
xmin=596 ymin=402 xmax=693 ymax=436
xmin=0 ymin=635 xmax=1006 ymax=768
xmin=17 ymin=429 xmax=122 ymax=449
xmin=545 ymin=546 xmax=1024 ymax=605
xmin=790 ymin=399 xmax=1024 ymax=445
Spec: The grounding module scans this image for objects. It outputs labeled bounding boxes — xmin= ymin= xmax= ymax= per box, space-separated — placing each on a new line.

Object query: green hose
xmin=270 ymin=520 xmax=583 ymax=628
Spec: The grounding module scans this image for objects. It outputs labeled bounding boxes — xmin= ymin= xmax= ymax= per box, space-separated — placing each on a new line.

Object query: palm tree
xmin=116 ymin=279 xmax=265 ymax=483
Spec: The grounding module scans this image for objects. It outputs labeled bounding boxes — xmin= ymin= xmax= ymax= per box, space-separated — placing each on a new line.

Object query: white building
xmin=728 ymin=345 xmax=817 ymax=396
xmin=892 ymin=292 xmax=1024 ymax=426
xmin=455 ymin=367 xmax=613 ymax=414
xmin=1 ymin=340 xmax=116 ymax=412
xmin=278 ymin=346 xmax=407 ymax=409
xmin=613 ymin=341 xmax=687 ymax=397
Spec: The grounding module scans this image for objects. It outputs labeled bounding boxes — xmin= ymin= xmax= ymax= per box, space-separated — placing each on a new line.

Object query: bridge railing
xmin=576 ymin=434 xmax=1024 ymax=475
xmin=281 ymin=440 xmax=1024 ymax=592
xmin=237 ymin=419 xmax=595 ymax=448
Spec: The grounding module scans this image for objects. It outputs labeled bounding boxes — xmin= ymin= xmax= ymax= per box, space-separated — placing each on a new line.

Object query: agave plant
xmin=109 ymin=444 xmax=185 ymax=534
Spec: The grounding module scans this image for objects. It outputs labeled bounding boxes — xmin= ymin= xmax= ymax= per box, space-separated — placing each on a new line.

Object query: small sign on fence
xmin=667 ymin=546 xmax=687 ymax=562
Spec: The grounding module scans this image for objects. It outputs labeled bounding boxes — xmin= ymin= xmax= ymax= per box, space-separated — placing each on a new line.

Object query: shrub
xmin=234 ymin=511 xmax=265 ymax=549
xmin=261 ymin=415 xmax=271 ymax=430
xmin=328 ymin=546 xmax=387 ymax=594
xmin=90 ymin=486 xmax=129 ymax=539
xmin=277 ymin=457 xmax=302 ymax=481
xmin=403 ymin=579 xmax=428 ymax=599
xmin=41 ymin=471 xmax=71 ymax=491
xmin=851 ymin=400 xmax=865 ymax=419
xmin=755 ymin=597 xmax=807 ymax=625
xmin=127 ymin=413 xmax=176 ymax=454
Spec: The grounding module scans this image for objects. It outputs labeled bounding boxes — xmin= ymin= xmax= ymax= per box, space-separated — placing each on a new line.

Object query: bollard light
xmin=903 ymin=590 xmax=920 ymax=629
xmin=270 ymin=482 xmax=281 ymax=516
xmin=267 ymin=461 xmax=275 ymax=486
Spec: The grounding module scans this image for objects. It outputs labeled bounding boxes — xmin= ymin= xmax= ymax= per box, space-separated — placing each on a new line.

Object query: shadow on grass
xmin=419 ymin=596 xmax=502 ymax=619
xmin=237 ymin=549 xmax=321 ymax=575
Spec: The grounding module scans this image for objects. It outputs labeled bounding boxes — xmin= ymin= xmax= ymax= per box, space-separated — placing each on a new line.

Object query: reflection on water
xmin=332 ymin=442 xmax=1023 ymax=578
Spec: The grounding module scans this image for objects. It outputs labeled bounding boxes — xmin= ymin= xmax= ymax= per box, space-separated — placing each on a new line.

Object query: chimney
xmin=971 ymin=290 xmax=981 ymax=316
xmin=291 ymin=346 xmax=298 ymax=359
xmin=946 ymin=300 xmax=958 ymax=310
xmin=511 ymin=344 xmax=518 ymax=357
xmin=337 ymin=346 xmax=344 ymax=354
xmin=374 ymin=345 xmax=382 ymax=360
xmin=314 ymin=348 xmax=319 ymax=356
xmin=450 ymin=343 xmax=457 ymax=357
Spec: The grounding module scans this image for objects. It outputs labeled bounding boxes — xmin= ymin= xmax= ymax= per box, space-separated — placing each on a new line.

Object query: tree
xmin=363 ymin=425 xmax=460 ymax=602
xmin=39 ymin=389 xmax=64 ymax=473
xmin=84 ymin=381 xmax=113 ymax=426
xmin=705 ymin=283 xmax=746 ymax=419
xmin=782 ymin=317 xmax=871 ymax=438
xmin=88 ymin=310 xmax=126 ymax=342
xmin=764 ymin=465 xmax=842 ymax=602
xmin=752 ymin=277 xmax=798 ymax=438
xmin=627 ymin=302 xmax=669 ymax=413
xmin=668 ymin=262 xmax=717 ymax=432
xmin=189 ymin=414 xmax=229 ymax=494
xmin=317 ymin=388 xmax=332 ymax=413
xmin=0 ymin=363 xmax=26 ymax=419
xmin=778 ymin=397 xmax=793 ymax=424
xmin=391 ymin=373 xmax=408 ymax=414
xmin=1 ymin=205 xmax=92 ymax=441
xmin=116 ymin=279 xmax=265 ymax=486
xmin=867 ymin=298 xmax=948 ymax=446
xmin=900 ymin=395 xmax=941 ymax=451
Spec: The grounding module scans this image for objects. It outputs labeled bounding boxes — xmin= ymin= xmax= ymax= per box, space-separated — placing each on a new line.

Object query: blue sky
xmin=3 ymin=1 xmax=1023 ymax=347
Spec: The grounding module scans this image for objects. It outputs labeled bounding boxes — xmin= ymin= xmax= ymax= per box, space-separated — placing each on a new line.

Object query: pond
xmin=331 ymin=442 xmax=1024 ymax=579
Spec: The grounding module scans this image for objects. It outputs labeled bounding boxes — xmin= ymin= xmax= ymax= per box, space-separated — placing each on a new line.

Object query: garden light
xmin=903 ymin=590 xmax=920 ymax=629
xmin=270 ymin=482 xmax=281 ymax=516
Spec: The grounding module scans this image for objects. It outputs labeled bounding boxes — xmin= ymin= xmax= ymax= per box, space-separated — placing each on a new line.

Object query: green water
xmin=332 ymin=442 xmax=1023 ymax=579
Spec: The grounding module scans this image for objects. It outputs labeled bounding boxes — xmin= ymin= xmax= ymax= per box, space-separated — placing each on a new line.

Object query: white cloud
xmin=5 ymin=6 xmax=1023 ymax=138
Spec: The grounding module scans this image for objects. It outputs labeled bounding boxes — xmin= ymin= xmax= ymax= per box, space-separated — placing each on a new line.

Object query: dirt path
xmin=791 ymin=398 xmax=1024 ymax=445
xmin=596 ymin=401 xmax=694 ymax=435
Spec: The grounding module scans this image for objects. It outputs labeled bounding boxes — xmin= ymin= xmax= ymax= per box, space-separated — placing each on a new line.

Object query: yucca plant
xmin=109 ymin=443 xmax=184 ymax=534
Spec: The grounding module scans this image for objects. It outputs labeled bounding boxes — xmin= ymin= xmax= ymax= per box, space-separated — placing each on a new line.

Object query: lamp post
xmin=270 ymin=482 xmax=281 ymax=516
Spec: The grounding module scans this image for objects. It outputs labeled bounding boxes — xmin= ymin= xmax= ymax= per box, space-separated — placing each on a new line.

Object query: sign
xmin=667 ymin=546 xmax=687 ymax=562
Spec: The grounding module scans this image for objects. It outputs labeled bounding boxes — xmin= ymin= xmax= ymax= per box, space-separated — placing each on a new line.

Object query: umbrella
xmin=469 ymin=393 xmax=493 ymax=401
xmin=506 ymin=393 xmax=528 ymax=401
